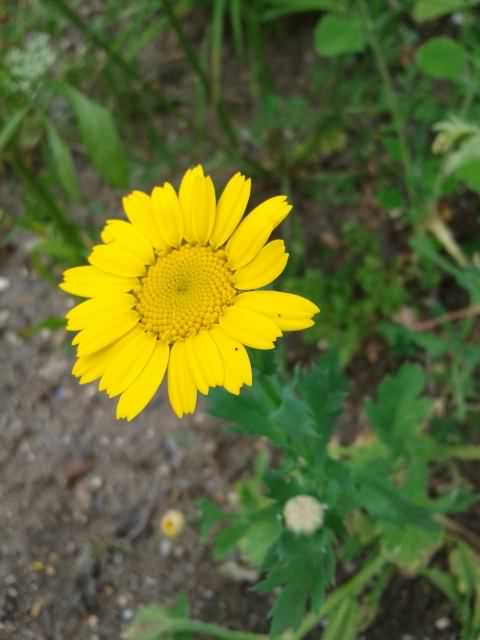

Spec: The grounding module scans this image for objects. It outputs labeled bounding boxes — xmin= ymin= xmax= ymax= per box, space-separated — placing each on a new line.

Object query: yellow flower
xmin=60 ymin=165 xmax=319 ymax=420
xmin=160 ymin=509 xmax=186 ymax=539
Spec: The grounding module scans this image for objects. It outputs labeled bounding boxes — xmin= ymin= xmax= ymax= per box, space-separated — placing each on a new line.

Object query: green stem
xmin=443 ymin=445 xmax=480 ymax=461
xmin=358 ymin=0 xmax=414 ymax=203
xmin=12 ymin=154 xmax=85 ymax=254
xmin=160 ymin=0 xmax=241 ymax=154
xmin=289 ymin=553 xmax=387 ymax=640
xmin=141 ymin=619 xmax=267 ymax=640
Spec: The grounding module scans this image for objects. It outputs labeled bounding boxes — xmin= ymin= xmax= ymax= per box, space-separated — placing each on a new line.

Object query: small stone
xmin=159 ymin=539 xmax=172 ymax=557
xmin=4 ymin=575 xmax=16 ymax=586
xmin=117 ymin=594 xmax=129 ymax=608
xmin=0 ymin=277 xmax=10 ymax=292
xmin=89 ymin=475 xmax=103 ymax=490
xmin=87 ymin=615 xmax=98 ymax=628
xmin=45 ymin=565 xmax=55 ymax=576
xmin=121 ymin=608 xmax=133 ymax=622
xmin=435 ymin=617 xmax=450 ymax=630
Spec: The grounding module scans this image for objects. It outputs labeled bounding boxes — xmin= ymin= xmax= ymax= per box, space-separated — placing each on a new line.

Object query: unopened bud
xmin=283 ymin=495 xmax=326 ymax=535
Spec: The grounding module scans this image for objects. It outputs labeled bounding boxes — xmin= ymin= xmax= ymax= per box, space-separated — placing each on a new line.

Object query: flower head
xmin=60 ymin=166 xmax=319 ymax=420
xmin=284 ymin=495 xmax=326 ymax=535
xmin=160 ymin=509 xmax=186 ymax=539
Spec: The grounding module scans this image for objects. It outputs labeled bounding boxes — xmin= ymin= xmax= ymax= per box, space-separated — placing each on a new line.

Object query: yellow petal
xmin=219 ymin=305 xmax=282 ymax=349
xmin=74 ymin=328 xmax=137 ymax=384
xmin=100 ymin=219 xmax=154 ymax=265
xmin=168 ymin=341 xmax=198 ymax=417
xmin=75 ymin=310 xmax=139 ymax=356
xmin=59 ymin=266 xmax=137 ymax=298
xmin=179 ymin=165 xmax=216 ymax=244
xmin=184 ymin=330 xmax=223 ymax=394
xmin=210 ymin=172 xmax=251 ymax=248
xmin=99 ymin=327 xmax=157 ymax=397
xmin=151 ymin=182 xmax=184 ymax=247
xmin=233 ymin=239 xmax=289 ymax=290
xmin=116 ymin=341 xmax=170 ymax=421
xmin=123 ymin=190 xmax=167 ymax=250
xmin=226 ymin=196 xmax=292 ymax=269
xmin=88 ymin=243 xmax=146 ymax=278
xmin=235 ymin=291 xmax=320 ymax=331
xmin=210 ymin=327 xmax=252 ymax=394
xmin=66 ymin=293 xmax=136 ymax=331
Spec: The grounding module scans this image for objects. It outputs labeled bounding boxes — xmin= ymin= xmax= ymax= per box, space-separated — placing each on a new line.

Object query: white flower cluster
xmin=3 ymin=33 xmax=56 ymax=94
xmin=283 ymin=495 xmax=326 ymax=536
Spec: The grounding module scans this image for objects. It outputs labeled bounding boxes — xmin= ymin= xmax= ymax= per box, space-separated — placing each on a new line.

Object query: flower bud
xmin=283 ymin=495 xmax=326 ymax=535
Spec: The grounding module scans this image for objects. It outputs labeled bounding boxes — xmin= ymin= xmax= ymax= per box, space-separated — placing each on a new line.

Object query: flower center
xmin=135 ymin=244 xmax=236 ymax=343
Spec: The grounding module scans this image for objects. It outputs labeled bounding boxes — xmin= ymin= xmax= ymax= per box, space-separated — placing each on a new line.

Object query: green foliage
xmin=286 ymin=223 xmax=407 ymax=362
xmin=416 ymin=37 xmax=467 ymax=82
xmin=314 ymin=15 xmax=366 ymax=57
xmin=366 ymin=364 xmax=432 ymax=454
xmin=205 ymin=352 xmax=470 ymax=635
xmin=413 ymin=0 xmax=480 ymax=21
xmin=65 ymin=86 xmax=129 ymax=188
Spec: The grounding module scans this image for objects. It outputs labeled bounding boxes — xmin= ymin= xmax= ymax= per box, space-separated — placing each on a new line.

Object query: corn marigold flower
xmin=60 ymin=166 xmax=320 ymax=420
xmin=284 ymin=495 xmax=326 ymax=535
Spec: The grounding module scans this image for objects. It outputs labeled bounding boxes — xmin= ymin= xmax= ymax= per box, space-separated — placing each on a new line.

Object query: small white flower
xmin=283 ymin=495 xmax=326 ymax=535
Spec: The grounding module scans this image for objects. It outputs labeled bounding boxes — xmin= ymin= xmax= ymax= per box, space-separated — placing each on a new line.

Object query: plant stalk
xmin=358 ymin=0 xmax=414 ymax=203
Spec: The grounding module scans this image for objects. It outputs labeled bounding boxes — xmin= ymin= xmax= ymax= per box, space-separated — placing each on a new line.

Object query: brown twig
xmin=410 ymin=305 xmax=480 ymax=332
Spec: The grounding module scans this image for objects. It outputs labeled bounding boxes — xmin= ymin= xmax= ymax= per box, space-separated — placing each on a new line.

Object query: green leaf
xmin=196 ymin=498 xmax=225 ymax=541
xmin=413 ymin=0 xmax=480 ymax=21
xmin=239 ymin=510 xmax=283 ymax=567
xmin=456 ymin=158 xmax=480 ymax=192
xmin=0 ymin=105 xmax=31 ymax=152
xmin=127 ymin=597 xmax=192 ymax=640
xmin=65 ymin=85 xmax=129 ymax=187
xmin=270 ymin=583 xmax=307 ymax=636
xmin=321 ymin=598 xmax=359 ymax=640
xmin=298 ymin=350 xmax=348 ymax=448
xmin=416 ymin=37 xmax=467 ymax=81
xmin=356 ymin=475 xmax=438 ymax=530
xmin=381 ymin=523 xmax=444 ymax=572
xmin=47 ymin=124 xmax=80 ymax=200
xmin=366 ymin=364 xmax=432 ymax=453
xmin=261 ymin=0 xmax=345 ymax=21
xmin=314 ymin=15 xmax=366 ymax=57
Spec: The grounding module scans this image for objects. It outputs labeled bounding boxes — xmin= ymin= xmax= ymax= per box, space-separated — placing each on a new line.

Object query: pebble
xmin=0 ymin=277 xmax=10 ymax=292
xmin=435 ymin=617 xmax=450 ymax=630
xmin=87 ymin=615 xmax=98 ymax=628
xmin=159 ymin=539 xmax=172 ymax=557
xmin=117 ymin=594 xmax=129 ymax=608
xmin=122 ymin=608 xmax=134 ymax=622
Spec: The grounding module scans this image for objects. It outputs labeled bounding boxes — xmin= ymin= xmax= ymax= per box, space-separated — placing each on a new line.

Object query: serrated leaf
xmin=315 ymin=15 xmax=366 ymax=57
xmin=298 ymin=351 xmax=348 ymax=448
xmin=381 ymin=523 xmax=444 ymax=572
xmin=239 ymin=511 xmax=283 ymax=567
xmin=270 ymin=583 xmax=307 ymax=636
xmin=196 ymin=498 xmax=225 ymax=541
xmin=413 ymin=0 xmax=480 ymax=21
xmin=416 ymin=37 xmax=467 ymax=81
xmin=47 ymin=124 xmax=79 ymax=200
xmin=65 ymin=85 xmax=129 ymax=187
xmin=366 ymin=364 xmax=432 ymax=453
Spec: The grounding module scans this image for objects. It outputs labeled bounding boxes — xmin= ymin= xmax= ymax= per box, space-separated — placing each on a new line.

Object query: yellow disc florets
xmin=135 ymin=244 xmax=236 ymax=343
